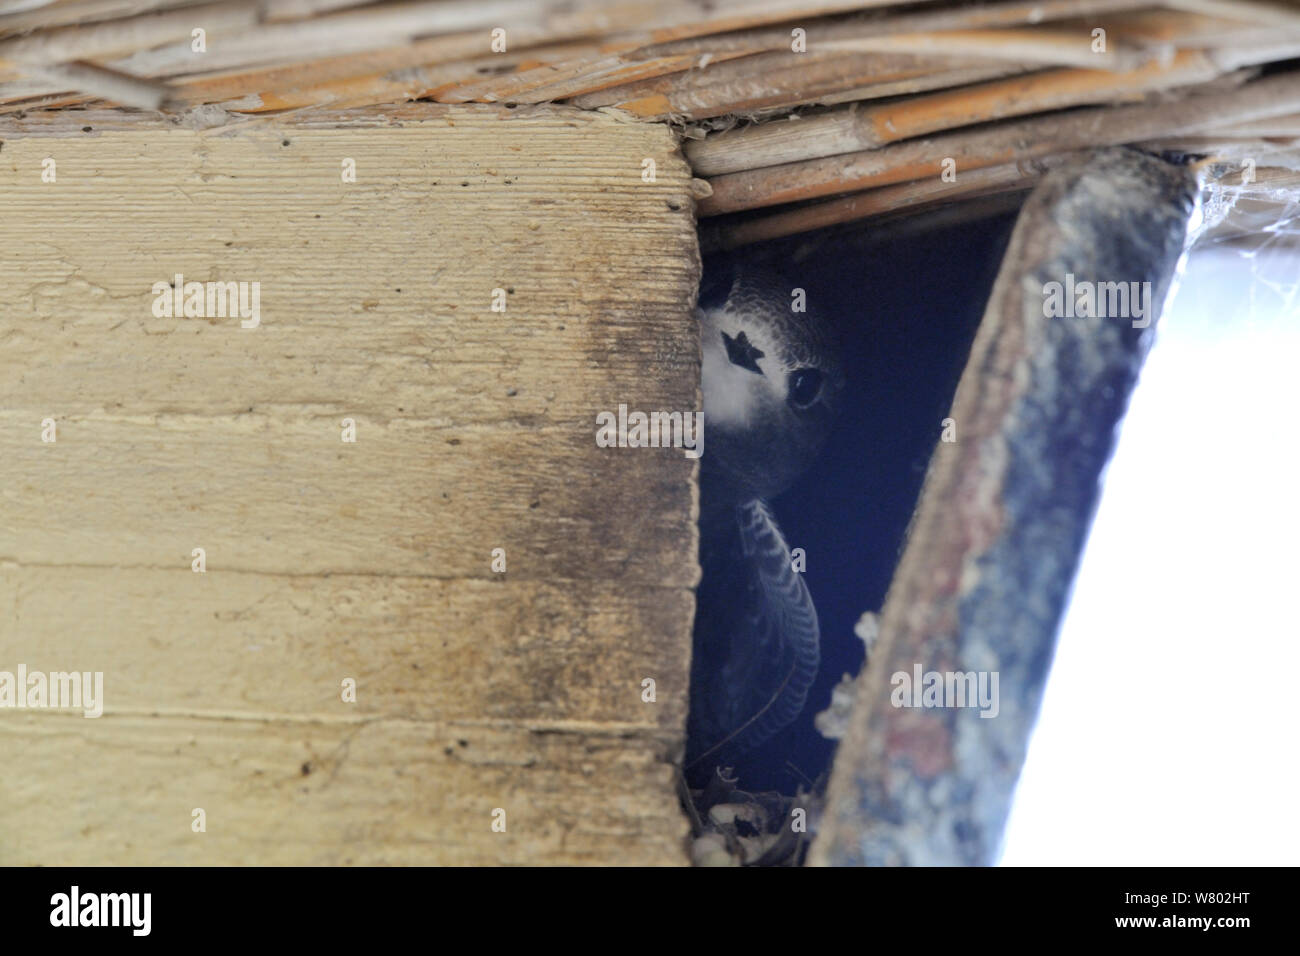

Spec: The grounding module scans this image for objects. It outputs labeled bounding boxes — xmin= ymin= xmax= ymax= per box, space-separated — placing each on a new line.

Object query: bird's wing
xmin=687 ymin=498 xmax=821 ymax=769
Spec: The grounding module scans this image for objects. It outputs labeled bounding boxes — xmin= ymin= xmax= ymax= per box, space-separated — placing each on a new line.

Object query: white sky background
xmin=999 ymin=237 xmax=1300 ymax=865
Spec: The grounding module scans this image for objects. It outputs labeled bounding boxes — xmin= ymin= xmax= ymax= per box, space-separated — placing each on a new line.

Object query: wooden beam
xmin=811 ymin=148 xmax=1199 ymax=866
xmin=0 ymin=103 xmax=702 ymax=865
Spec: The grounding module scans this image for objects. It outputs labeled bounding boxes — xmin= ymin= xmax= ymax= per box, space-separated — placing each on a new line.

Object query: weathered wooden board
xmin=0 ymin=104 xmax=702 ymax=865
xmin=810 ymin=148 xmax=1198 ymax=866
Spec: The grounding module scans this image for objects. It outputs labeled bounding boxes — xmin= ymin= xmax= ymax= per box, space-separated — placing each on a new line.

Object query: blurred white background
xmin=1000 ymin=237 xmax=1300 ymax=865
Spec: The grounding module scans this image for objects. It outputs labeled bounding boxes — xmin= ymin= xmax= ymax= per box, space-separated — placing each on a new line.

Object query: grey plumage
xmin=687 ymin=264 xmax=843 ymax=776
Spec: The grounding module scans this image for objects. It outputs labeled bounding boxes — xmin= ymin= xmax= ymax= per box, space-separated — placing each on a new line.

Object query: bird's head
xmin=697 ymin=262 xmax=844 ymax=508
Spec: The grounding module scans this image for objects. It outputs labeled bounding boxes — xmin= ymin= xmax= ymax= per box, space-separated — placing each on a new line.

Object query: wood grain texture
xmin=0 ymin=103 xmax=702 ymax=865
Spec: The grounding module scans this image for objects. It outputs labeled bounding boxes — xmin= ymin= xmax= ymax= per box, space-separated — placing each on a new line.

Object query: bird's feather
xmin=687 ymin=499 xmax=820 ymax=772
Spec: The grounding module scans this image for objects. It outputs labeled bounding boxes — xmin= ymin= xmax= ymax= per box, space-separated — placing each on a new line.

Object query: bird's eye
xmin=787 ymin=369 xmax=824 ymax=409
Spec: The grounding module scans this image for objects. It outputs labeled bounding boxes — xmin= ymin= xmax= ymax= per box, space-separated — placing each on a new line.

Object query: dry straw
xmin=3 ymin=0 xmax=1299 ymax=244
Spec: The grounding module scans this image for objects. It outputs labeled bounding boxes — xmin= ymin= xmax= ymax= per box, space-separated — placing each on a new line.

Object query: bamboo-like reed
xmin=1 ymin=0 xmax=1298 ymax=246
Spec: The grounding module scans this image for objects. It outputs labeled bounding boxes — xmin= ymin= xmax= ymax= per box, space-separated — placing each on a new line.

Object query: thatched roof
xmin=4 ymin=0 xmax=1300 ymax=243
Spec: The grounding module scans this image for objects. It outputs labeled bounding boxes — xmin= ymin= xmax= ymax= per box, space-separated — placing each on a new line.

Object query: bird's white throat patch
xmin=701 ymin=323 xmax=784 ymax=430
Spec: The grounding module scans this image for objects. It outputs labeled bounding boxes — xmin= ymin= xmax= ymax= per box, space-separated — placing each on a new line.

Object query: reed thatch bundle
xmin=4 ymin=0 xmax=1299 ymax=244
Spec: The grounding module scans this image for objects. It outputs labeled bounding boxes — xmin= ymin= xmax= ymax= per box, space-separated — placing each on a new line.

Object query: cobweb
xmin=1175 ymin=156 xmax=1300 ymax=334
